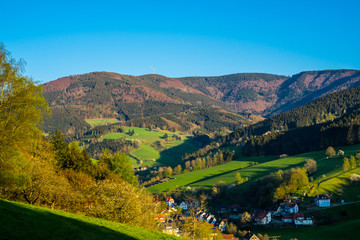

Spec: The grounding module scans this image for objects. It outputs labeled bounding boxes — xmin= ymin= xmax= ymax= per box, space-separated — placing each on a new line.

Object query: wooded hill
xmin=42 ymin=70 xmax=360 ymax=135
xmin=42 ymin=72 xmax=250 ymax=135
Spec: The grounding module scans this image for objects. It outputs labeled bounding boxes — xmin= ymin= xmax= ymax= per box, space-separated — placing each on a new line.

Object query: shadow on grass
xmin=0 ymin=200 xmax=138 ymax=240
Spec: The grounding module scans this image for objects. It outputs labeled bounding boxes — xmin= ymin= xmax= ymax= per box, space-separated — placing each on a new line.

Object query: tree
xmin=304 ymin=159 xmax=317 ymax=175
xmin=174 ymin=165 xmax=182 ymax=175
xmin=325 ymin=146 xmax=336 ymax=158
xmin=240 ymin=211 xmax=251 ymax=226
xmin=343 ymin=157 xmax=350 ymax=172
xmin=164 ymin=167 xmax=173 ymax=178
xmin=349 ymin=155 xmax=357 ymax=170
xmin=0 ymin=44 xmax=49 ymax=197
xmin=235 ymin=172 xmax=242 ymax=184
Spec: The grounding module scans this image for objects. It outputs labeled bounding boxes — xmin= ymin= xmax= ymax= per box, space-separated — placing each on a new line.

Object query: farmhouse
xmin=314 ymin=194 xmax=331 ymax=207
xmin=277 ymin=202 xmax=299 ymax=215
xmin=252 ymin=210 xmax=271 ymax=225
xmin=165 ymin=197 xmax=175 ymax=207
xmin=293 ymin=214 xmax=313 ymax=225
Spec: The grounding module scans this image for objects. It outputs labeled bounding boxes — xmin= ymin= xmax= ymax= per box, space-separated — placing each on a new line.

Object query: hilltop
xmin=42 ymin=70 xmax=360 ymax=135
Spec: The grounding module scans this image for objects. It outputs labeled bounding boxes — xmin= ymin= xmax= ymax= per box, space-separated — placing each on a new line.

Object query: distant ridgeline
xmin=222 ymin=86 xmax=360 ymax=155
xmin=42 ymin=70 xmax=360 ymax=136
xmin=42 ymin=72 xmax=250 ymax=135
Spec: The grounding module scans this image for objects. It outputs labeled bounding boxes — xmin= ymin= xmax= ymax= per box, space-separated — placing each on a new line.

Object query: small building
xmin=179 ymin=201 xmax=188 ymax=210
xmin=165 ymin=197 xmax=175 ymax=207
xmin=294 ymin=214 xmax=313 ymax=225
xmin=277 ymin=202 xmax=299 ymax=215
xmin=282 ymin=214 xmax=293 ymax=223
xmin=156 ymin=213 xmax=166 ymax=223
xmin=229 ymin=204 xmax=241 ymax=212
xmin=253 ymin=210 xmax=271 ymax=225
xmin=243 ymin=232 xmax=260 ymax=240
xmin=314 ymin=194 xmax=331 ymax=207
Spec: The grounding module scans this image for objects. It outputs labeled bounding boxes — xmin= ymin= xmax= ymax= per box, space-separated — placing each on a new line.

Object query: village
xmin=154 ymin=194 xmax=333 ymax=239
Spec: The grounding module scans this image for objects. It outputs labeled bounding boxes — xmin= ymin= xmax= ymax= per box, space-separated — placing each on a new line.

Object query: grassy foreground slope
xmin=0 ymin=199 xmax=183 ymax=240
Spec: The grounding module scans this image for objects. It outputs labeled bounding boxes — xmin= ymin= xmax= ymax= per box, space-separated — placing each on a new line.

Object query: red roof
xmin=166 ymin=197 xmax=174 ymax=202
xmin=283 ymin=215 xmax=293 ymax=219
xmin=253 ymin=210 xmax=269 ymax=219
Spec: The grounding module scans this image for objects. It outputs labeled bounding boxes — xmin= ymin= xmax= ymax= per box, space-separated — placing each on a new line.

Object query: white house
xmin=314 ymin=194 xmax=331 ymax=207
xmin=277 ymin=202 xmax=299 ymax=215
xmin=294 ymin=214 xmax=313 ymax=225
xmin=179 ymin=201 xmax=188 ymax=210
xmin=166 ymin=197 xmax=175 ymax=207
xmin=253 ymin=210 xmax=271 ymax=225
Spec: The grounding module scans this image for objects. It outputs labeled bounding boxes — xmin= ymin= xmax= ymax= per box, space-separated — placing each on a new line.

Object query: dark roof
xmin=315 ymin=194 xmax=331 ymax=200
xmin=253 ymin=210 xmax=269 ymax=219
xmin=244 ymin=232 xmax=258 ymax=240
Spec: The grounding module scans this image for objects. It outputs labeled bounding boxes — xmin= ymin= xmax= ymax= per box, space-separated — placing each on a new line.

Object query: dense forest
xmin=243 ymin=109 xmax=360 ymax=156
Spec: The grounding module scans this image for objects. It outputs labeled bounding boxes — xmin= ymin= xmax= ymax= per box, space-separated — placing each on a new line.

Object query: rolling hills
xmin=42 ymin=69 xmax=360 ymax=135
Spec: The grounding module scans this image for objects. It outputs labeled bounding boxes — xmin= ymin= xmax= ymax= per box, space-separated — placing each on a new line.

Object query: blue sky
xmin=2 ymin=0 xmax=360 ymax=83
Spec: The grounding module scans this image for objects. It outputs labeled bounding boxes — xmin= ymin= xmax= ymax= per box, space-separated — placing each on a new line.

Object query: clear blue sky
xmin=2 ymin=0 xmax=360 ymax=83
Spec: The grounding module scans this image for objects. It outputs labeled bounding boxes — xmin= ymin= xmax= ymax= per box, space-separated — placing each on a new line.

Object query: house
xmin=156 ymin=213 xmax=166 ymax=223
xmin=243 ymin=232 xmax=260 ymax=240
xmin=277 ymin=202 xmax=299 ymax=215
xmin=314 ymin=194 xmax=331 ymax=207
xmin=179 ymin=201 xmax=188 ymax=210
xmin=293 ymin=214 xmax=313 ymax=225
xmin=222 ymin=234 xmax=239 ymax=240
xmin=165 ymin=197 xmax=175 ymax=207
xmin=282 ymin=215 xmax=293 ymax=223
xmin=253 ymin=210 xmax=271 ymax=225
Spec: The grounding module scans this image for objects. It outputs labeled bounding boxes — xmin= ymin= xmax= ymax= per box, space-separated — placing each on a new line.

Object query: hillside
xmin=0 ymin=199 xmax=183 ymax=240
xmin=42 ymin=70 xmax=360 ymax=135
xmin=42 ymin=72 xmax=249 ymax=134
xmin=179 ymin=70 xmax=360 ymax=115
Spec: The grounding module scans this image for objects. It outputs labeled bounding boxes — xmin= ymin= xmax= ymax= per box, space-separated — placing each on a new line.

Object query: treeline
xmin=142 ymin=150 xmax=235 ymax=187
xmin=243 ymin=110 xmax=360 ymax=156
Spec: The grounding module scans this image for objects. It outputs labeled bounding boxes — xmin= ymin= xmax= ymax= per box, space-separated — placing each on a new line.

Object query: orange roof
xmin=222 ymin=234 xmax=238 ymax=239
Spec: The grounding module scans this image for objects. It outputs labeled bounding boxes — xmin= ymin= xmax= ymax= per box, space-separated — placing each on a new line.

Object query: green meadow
xmin=103 ymin=127 xmax=198 ymax=167
xmin=85 ymin=118 xmax=121 ymax=127
xmin=148 ymin=144 xmax=360 ymax=195
xmin=0 ymin=199 xmax=184 ymax=240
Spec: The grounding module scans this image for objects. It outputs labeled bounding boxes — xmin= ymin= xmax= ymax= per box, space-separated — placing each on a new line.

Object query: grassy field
xmin=148 ymin=144 xmax=360 ymax=194
xmin=0 ymin=199 xmax=184 ymax=240
xmin=147 ymin=160 xmax=254 ymax=193
xmin=103 ymin=127 xmax=198 ymax=167
xmin=85 ymin=118 xmax=120 ymax=127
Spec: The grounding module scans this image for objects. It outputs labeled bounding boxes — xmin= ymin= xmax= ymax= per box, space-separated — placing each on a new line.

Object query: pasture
xmin=85 ymin=118 xmax=120 ymax=127
xmin=148 ymin=144 xmax=360 ymax=194
xmin=103 ymin=127 xmax=198 ymax=167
